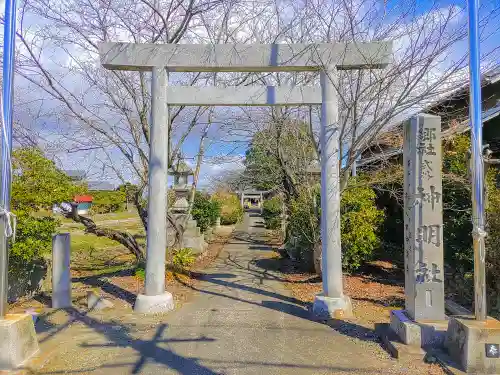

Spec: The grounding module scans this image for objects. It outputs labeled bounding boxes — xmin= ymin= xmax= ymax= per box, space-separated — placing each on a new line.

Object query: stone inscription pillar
xmin=403 ymin=114 xmax=445 ymax=321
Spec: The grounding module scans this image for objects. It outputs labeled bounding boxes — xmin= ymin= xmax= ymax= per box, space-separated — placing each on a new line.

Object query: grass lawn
xmin=60 ymin=211 xmax=145 ymax=274
xmin=60 ymin=210 xmax=139 ymax=224
xmin=70 ymin=233 xmax=124 ymax=253
xmin=89 ymin=211 xmax=140 ymax=222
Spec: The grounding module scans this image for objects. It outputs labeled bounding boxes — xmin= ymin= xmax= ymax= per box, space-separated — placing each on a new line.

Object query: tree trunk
xmin=340 ymin=168 xmax=351 ymax=192
xmin=67 ymin=203 xmax=145 ymax=264
xmin=313 ymin=240 xmax=322 ymax=275
xmin=185 ymin=118 xmax=210 ymax=226
xmin=133 ymin=189 xmax=184 ymax=249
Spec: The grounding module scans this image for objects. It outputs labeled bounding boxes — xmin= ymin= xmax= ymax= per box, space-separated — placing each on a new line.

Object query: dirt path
xmin=21 ymin=213 xmax=439 ymax=374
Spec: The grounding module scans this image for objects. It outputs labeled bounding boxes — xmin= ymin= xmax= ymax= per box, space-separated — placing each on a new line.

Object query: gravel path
xmin=26 ymin=212 xmax=435 ymax=375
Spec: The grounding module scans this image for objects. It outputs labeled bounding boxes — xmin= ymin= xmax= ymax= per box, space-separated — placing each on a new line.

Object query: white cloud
xmin=198 ymin=155 xmax=245 ymax=186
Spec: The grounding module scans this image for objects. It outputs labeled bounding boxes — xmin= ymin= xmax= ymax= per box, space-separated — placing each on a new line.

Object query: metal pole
xmin=0 ymin=0 xmax=18 ymax=319
xmin=468 ymin=0 xmax=486 ymax=321
xmin=144 ymin=67 xmax=169 ymax=297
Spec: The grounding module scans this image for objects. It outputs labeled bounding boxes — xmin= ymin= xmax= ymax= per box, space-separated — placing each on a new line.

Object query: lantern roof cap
xmin=169 ymin=160 xmax=193 ymax=175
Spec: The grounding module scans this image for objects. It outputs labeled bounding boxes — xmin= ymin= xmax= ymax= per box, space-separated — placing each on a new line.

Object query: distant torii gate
xmin=238 ymin=190 xmax=267 ymax=210
xmin=99 ymin=41 xmax=392 ymax=317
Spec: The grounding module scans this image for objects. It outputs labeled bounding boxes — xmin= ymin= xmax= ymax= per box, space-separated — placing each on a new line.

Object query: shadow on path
xmin=226 ymin=255 xmax=320 ymax=284
xmin=194 ymin=271 xmax=308 ymax=307
xmin=29 ymin=308 xmax=379 ymax=375
xmin=180 ymin=273 xmax=381 ymax=344
xmin=176 ymin=272 xmax=310 ymax=321
xmin=71 ymin=269 xmax=137 ymax=306
xmin=80 ymin=323 xmax=219 ymax=375
xmin=251 ymin=223 xmax=266 ymax=228
xmin=31 ymin=312 xmax=221 ymax=375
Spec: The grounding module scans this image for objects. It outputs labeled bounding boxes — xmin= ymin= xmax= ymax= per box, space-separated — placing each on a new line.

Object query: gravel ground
xmin=282 ymin=261 xmax=445 ymax=375
xmin=12 ymin=217 xmax=444 ymax=374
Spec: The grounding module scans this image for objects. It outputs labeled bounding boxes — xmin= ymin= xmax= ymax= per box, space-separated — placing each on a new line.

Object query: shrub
xmin=9 ymin=211 xmax=59 ymax=271
xmin=286 ymin=182 xmax=384 ymax=273
xmin=173 ymin=248 xmax=196 ymax=269
xmin=91 ymin=190 xmax=126 ymax=214
xmin=135 ymin=266 xmax=145 ymax=281
xmin=484 ymin=167 xmax=500 ymax=314
xmin=442 ymin=135 xmax=474 ymax=272
xmin=262 ymin=196 xmax=282 ymax=229
xmin=286 ymin=188 xmax=321 ymax=270
xmin=191 ymin=192 xmax=221 ymax=232
xmin=213 ymin=191 xmax=243 ymax=225
xmin=340 ymin=184 xmax=384 ymax=272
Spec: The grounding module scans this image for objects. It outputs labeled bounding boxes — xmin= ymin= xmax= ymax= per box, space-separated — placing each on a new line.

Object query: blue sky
xmin=6 ymin=0 xmax=500 ymax=188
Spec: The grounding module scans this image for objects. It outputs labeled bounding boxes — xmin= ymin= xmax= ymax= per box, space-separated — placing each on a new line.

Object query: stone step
xmin=376 ymin=323 xmax=426 ymax=360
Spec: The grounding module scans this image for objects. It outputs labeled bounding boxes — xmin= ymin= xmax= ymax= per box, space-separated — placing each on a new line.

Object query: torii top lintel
xmin=99 ymin=42 xmax=392 ymax=72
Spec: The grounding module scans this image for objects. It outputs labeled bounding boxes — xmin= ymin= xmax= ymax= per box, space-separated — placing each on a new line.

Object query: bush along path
xmin=30 ymin=212 xmax=444 ymax=375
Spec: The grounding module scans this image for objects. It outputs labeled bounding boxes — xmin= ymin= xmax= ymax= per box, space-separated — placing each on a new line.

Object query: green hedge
xmin=262 ymin=196 xmax=282 ymax=229
xmin=10 ymin=212 xmax=59 ymax=266
xmin=286 ymin=189 xmax=321 ymax=271
xmin=341 ymin=184 xmax=384 ymax=271
xmin=286 ymin=183 xmax=384 ymax=273
xmin=192 ymin=192 xmax=221 ymax=232
xmin=91 ymin=190 xmax=126 ymax=214
xmin=213 ymin=191 xmax=243 ymax=225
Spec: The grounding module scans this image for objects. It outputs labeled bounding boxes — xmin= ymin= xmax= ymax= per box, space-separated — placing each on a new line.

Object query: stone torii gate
xmin=239 ymin=190 xmax=266 ymax=209
xmin=99 ymin=42 xmax=392 ymax=316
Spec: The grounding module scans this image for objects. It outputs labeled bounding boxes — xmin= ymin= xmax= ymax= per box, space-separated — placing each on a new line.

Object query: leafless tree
xmin=10 ymin=0 xmax=253 ymax=260
xmin=235 ymin=0 xmax=499 ymax=193
xmin=7 ymin=0 xmax=500 ymax=263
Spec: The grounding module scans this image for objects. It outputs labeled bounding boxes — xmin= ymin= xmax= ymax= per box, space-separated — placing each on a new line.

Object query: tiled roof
xmin=442 ymin=103 xmax=500 ymax=138
xmin=88 ymin=181 xmax=115 ymax=191
xmin=359 ymin=104 xmax=500 ymax=166
xmin=65 ymin=170 xmax=86 ymax=179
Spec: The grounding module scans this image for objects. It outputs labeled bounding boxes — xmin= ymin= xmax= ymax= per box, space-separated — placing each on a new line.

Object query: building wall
xmin=484 ymin=116 xmax=500 ymax=156
xmin=77 ymin=202 xmax=92 ymax=215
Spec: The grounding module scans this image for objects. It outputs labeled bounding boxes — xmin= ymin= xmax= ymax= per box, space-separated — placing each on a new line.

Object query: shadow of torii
xmin=81 ymin=323 xmax=218 ymax=374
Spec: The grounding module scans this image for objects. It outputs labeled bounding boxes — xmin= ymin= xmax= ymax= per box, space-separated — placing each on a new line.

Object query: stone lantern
xmin=305 ymin=159 xmax=321 ymax=180
xmin=169 ymin=160 xmax=193 ymax=215
xmin=167 ymin=160 xmax=208 ymax=255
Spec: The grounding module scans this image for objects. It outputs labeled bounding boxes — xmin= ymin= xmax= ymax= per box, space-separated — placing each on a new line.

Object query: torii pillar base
xmin=134 ymin=292 xmax=174 ymax=314
xmin=0 ymin=314 xmax=39 ymax=370
xmin=312 ymin=293 xmax=353 ymax=320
